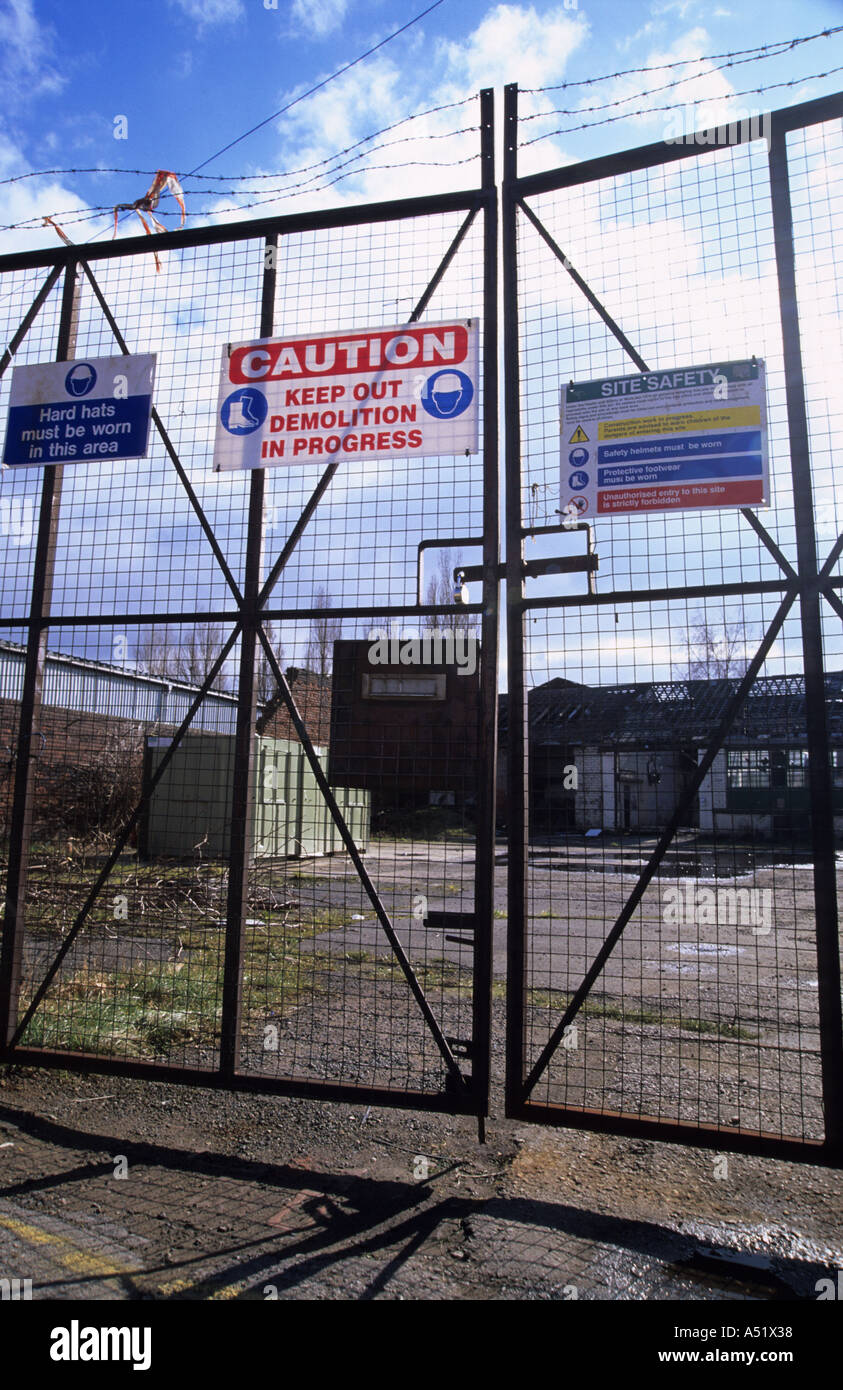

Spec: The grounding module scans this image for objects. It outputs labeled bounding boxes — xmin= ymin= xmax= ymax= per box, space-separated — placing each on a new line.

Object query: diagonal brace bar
xmin=255 ymin=625 xmax=468 ymax=1090
xmin=79 ymin=262 xmax=244 ymax=609
xmin=7 ymin=623 xmax=243 ymax=1049
xmin=519 ymin=199 xmax=790 ymax=578
xmin=257 ymin=212 xmax=480 ymax=614
xmin=521 ymin=587 xmax=798 ymax=1101
xmin=0 ymin=265 xmax=63 ymax=382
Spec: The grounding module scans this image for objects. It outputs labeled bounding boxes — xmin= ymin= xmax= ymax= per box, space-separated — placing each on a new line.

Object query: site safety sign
xmin=559 ymin=359 xmax=769 ymax=518
xmin=213 ymin=319 xmax=479 ymax=471
xmin=2 ymin=354 xmax=156 ymax=468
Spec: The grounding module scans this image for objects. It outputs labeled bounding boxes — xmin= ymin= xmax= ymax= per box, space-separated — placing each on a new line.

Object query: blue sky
xmin=1 ymin=0 xmax=842 ymax=249
xmin=0 ymin=1 xmax=841 ymax=688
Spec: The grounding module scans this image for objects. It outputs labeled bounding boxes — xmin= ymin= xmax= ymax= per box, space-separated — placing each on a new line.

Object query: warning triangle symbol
xmin=568 ymin=425 xmax=589 ymax=444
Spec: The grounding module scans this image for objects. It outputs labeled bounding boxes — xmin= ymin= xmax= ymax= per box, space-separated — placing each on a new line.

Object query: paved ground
xmin=0 ymin=1065 xmax=840 ymax=1301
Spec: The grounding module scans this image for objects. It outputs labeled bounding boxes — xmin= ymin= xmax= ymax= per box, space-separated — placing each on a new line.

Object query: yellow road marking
xmin=0 ymin=1211 xmax=138 ymax=1282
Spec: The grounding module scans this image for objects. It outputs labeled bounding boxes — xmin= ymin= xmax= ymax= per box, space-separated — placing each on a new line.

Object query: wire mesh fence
xmin=1 ymin=83 xmax=841 ymax=1162
xmin=504 ymin=87 xmax=843 ymax=1162
xmin=0 ymin=99 xmax=498 ymax=1114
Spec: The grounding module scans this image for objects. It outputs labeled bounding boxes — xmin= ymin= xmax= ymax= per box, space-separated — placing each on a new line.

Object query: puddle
xmin=667 ymin=942 xmax=743 ymax=958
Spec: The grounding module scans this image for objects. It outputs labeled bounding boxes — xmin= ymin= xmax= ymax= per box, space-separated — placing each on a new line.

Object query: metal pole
xmin=220 ymin=234 xmax=276 ymax=1078
xmin=471 ymin=87 xmax=499 ymax=1131
xmin=502 ymin=84 xmax=529 ymax=1114
xmin=769 ymin=121 xmax=843 ymax=1154
xmin=0 ymin=260 xmax=78 ymax=1049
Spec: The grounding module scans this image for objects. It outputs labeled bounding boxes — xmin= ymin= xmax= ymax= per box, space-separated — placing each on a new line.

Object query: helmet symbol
xmin=421 ymin=369 xmax=474 ymax=421
xmin=65 ymin=362 xmax=97 ymax=397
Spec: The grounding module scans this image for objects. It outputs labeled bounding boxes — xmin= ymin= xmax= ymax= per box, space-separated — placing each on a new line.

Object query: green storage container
xmin=144 ymin=734 xmax=369 ymax=859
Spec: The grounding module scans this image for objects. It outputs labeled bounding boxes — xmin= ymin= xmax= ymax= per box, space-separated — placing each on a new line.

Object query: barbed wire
xmin=0 ymin=146 xmax=481 ymax=234
xmin=520 ymin=63 xmax=843 ymax=147
xmin=520 ymin=42 xmax=843 ymax=121
xmin=0 ymin=96 xmax=477 ymax=194
xmin=521 ymin=25 xmax=843 ymax=93
xmin=186 ymin=0 xmax=448 ymax=177
xmin=0 ymin=22 xmax=838 ymax=243
xmin=0 ymin=105 xmax=479 ymax=237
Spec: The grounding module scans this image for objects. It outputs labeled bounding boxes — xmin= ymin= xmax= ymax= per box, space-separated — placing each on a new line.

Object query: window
xmin=726 ymin=749 xmax=770 ymax=788
xmin=786 ymin=748 xmax=809 ymax=788
xmin=362 ymin=674 xmax=446 ymax=700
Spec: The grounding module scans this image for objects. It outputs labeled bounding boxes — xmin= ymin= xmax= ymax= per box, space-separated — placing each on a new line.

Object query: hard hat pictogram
xmin=65 ymin=362 xmax=97 ymax=398
xmin=421 ymin=369 xmax=474 ymax=420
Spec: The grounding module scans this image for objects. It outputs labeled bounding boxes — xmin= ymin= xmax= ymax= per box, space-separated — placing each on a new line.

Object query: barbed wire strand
xmin=520 ymin=63 xmax=843 ymax=147
xmin=520 ymin=37 xmax=843 ymax=120
xmin=0 ymin=101 xmax=477 ymax=194
xmin=521 ymin=24 xmax=843 ymax=93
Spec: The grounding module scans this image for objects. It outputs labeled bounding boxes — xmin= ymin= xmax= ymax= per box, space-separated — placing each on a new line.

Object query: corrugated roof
xmin=498 ymin=672 xmax=843 ymax=748
xmin=0 ymin=638 xmax=239 ymax=734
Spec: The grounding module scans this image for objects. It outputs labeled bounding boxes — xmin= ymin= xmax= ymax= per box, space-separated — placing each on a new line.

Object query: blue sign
xmin=568 ymin=446 xmax=589 ymax=467
xmin=3 ymin=353 xmax=156 ymax=468
xmin=598 ymin=455 xmax=763 ymax=488
xmin=569 ymin=470 xmax=589 ymax=490
xmin=420 ymin=369 xmax=474 ymax=420
xmin=598 ymin=430 xmax=762 ymax=465
xmin=220 ymin=387 xmax=268 ymax=435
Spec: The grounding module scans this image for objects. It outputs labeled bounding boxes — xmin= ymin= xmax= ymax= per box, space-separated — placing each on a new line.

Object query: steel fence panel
xmin=504 ymin=84 xmax=843 ymax=1165
xmin=0 ymin=92 xmax=499 ymax=1118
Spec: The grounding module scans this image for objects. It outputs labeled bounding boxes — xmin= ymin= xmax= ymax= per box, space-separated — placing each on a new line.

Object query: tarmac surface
xmin=0 ymin=1064 xmax=840 ymax=1301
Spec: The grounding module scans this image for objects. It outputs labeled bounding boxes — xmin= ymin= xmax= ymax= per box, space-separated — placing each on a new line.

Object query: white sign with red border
xmin=213 ymin=319 xmax=479 ymax=471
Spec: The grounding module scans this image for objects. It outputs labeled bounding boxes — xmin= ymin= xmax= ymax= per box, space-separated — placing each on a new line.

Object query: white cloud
xmin=196 ymin=3 xmax=588 ymax=220
xmin=440 ymin=3 xmax=586 ymax=93
xmin=168 ymin=0 xmax=245 ymax=26
xmin=291 ymin=0 xmax=348 ymax=39
xmin=0 ymin=136 xmax=98 ymax=255
xmin=0 ymin=0 xmax=63 ymax=105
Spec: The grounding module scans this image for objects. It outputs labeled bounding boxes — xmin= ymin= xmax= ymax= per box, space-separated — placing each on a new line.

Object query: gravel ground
xmin=0 ymin=1058 xmax=840 ymax=1302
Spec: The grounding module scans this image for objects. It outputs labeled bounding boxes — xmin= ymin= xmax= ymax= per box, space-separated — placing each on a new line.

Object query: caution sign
xmin=213 ymin=319 xmax=479 ymax=471
xmin=560 ymin=359 xmax=769 ymax=518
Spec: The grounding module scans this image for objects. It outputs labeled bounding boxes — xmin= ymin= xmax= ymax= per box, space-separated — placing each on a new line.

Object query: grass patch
xmin=525 ymin=987 xmax=757 ymax=1040
xmin=372 ymin=807 xmax=474 ymax=842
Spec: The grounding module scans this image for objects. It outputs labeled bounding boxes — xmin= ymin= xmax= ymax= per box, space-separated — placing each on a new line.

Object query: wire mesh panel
xmin=0 ymin=97 xmax=498 ymax=1116
xmin=504 ymin=87 xmax=843 ymax=1163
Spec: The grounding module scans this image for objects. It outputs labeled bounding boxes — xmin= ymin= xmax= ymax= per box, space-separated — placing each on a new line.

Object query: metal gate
xmin=503 ymin=86 xmax=843 ymax=1164
xmin=0 ymin=92 xmax=498 ymax=1116
xmin=2 ymin=83 xmax=842 ymax=1165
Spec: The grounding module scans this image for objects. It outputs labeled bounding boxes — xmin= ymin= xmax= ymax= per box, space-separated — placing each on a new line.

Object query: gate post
xmin=470 ymin=87 xmax=499 ymax=1125
xmin=769 ymin=120 xmax=843 ymax=1154
xmin=502 ymin=84 xmax=530 ymax=1115
xmin=0 ymin=259 xmax=78 ymax=1051
xmin=220 ymin=234 xmax=277 ymax=1078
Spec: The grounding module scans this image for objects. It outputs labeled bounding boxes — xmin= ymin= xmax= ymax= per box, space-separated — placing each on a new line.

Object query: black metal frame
xmin=502 ymin=83 xmax=843 ymax=1165
xmin=0 ymin=92 xmax=499 ymax=1118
